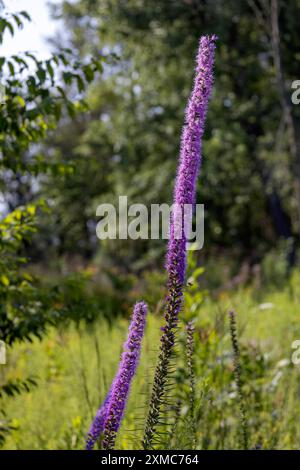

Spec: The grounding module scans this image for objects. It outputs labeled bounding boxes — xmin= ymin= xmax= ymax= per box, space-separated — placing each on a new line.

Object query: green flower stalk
xmin=186 ymin=321 xmax=196 ymax=445
xmin=229 ymin=310 xmax=249 ymax=450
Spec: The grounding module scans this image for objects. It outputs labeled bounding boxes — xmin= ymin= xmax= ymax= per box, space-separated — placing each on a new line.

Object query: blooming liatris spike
xmin=86 ymin=390 xmax=111 ymax=450
xmin=167 ymin=33 xmax=217 ymax=295
xmin=86 ymin=302 xmax=147 ymax=450
xmin=142 ymin=35 xmax=217 ymax=449
xmin=93 ymin=301 xmax=147 ymax=450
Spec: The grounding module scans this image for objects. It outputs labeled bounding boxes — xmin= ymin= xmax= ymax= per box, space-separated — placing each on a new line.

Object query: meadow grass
xmin=2 ymin=271 xmax=300 ymax=450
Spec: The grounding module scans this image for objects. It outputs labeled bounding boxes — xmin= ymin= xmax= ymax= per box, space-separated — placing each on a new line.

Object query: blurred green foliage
xmin=33 ymin=0 xmax=300 ymax=269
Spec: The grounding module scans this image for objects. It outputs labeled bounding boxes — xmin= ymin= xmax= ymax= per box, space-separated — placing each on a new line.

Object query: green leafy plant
xmin=0 ymin=4 xmax=105 ymax=446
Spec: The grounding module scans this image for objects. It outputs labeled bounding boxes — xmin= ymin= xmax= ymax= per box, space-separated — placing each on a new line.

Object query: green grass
xmin=1 ymin=271 xmax=300 ymax=449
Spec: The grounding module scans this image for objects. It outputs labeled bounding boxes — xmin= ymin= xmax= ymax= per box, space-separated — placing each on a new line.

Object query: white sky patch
xmin=1 ymin=0 xmax=62 ymax=59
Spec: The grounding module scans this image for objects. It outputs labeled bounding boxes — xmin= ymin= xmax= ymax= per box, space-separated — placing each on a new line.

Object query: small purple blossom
xmin=143 ymin=35 xmax=216 ymax=448
xmin=87 ymin=301 xmax=147 ymax=450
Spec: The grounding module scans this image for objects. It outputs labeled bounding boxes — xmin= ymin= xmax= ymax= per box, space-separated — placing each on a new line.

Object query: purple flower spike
xmin=86 ymin=390 xmax=112 ymax=450
xmin=96 ymin=301 xmax=148 ymax=450
xmin=167 ymin=33 xmax=217 ymax=301
xmin=143 ymin=35 xmax=216 ymax=449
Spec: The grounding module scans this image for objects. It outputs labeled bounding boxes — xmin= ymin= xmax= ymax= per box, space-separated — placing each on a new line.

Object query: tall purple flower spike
xmin=102 ymin=301 xmax=147 ymax=449
xmin=86 ymin=301 xmax=148 ymax=450
xmin=86 ymin=390 xmax=111 ymax=450
xmin=143 ymin=35 xmax=217 ymax=449
xmin=167 ymin=33 xmax=217 ymax=294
